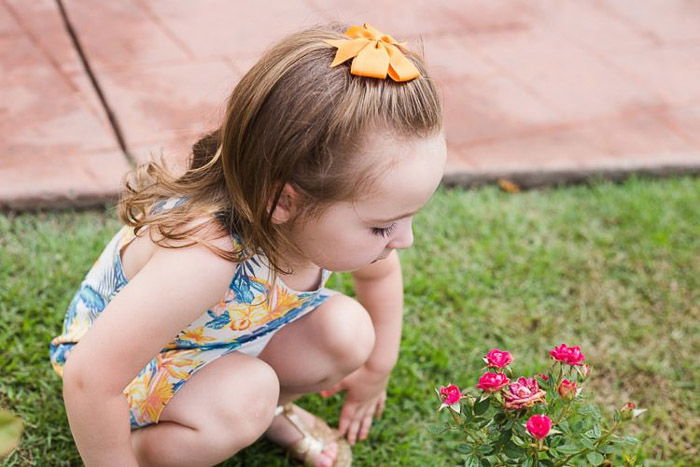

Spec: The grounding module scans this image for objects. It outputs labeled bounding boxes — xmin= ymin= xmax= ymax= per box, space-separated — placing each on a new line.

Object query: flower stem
xmin=555 ymin=448 xmax=588 ymax=467
xmin=553 ymin=398 xmax=574 ymax=425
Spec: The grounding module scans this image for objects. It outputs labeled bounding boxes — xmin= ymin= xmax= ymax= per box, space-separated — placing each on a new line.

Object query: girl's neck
xmin=273 ymin=243 xmax=323 ymax=292
xmin=276 ymin=261 xmax=323 ymax=292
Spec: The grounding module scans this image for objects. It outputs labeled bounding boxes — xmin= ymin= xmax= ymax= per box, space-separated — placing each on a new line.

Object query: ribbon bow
xmin=324 ymin=23 xmax=421 ymax=82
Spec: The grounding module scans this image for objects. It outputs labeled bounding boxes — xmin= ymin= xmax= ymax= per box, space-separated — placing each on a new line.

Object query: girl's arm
xmin=62 ymin=236 xmax=236 ymax=466
xmin=351 ymin=249 xmax=404 ymax=374
xmin=322 ymin=250 xmax=404 ymax=444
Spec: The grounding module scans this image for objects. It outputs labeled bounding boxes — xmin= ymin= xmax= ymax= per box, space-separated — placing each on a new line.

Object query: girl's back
xmin=50 ymin=198 xmax=334 ymax=428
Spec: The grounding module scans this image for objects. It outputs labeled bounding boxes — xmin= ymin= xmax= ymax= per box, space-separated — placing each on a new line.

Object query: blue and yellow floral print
xmin=50 ymin=199 xmax=334 ymax=428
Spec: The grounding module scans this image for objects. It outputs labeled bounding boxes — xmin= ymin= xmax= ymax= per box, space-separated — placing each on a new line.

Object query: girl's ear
xmin=269 ymin=183 xmax=299 ymax=224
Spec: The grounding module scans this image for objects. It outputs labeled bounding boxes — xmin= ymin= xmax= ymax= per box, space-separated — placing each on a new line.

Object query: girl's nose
xmin=388 ymin=221 xmax=414 ymax=250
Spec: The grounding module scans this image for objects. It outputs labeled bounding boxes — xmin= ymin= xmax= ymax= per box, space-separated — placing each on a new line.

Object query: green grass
xmin=1 ymin=176 xmax=698 ymax=466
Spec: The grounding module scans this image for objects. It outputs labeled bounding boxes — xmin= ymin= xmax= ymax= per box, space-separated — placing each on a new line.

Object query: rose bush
xmin=431 ymin=346 xmax=644 ymax=466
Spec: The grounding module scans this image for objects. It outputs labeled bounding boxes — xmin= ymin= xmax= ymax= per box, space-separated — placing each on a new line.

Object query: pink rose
xmin=503 ymin=377 xmax=547 ymax=410
xmin=526 ymin=414 xmax=552 ymax=439
xmin=557 ymin=379 xmax=577 ymax=400
xmin=549 ymin=344 xmax=585 ymax=366
xmin=484 ymin=349 xmax=513 ymax=368
xmin=439 ymin=384 xmax=462 ymax=405
xmin=476 ymin=372 xmax=510 ymax=392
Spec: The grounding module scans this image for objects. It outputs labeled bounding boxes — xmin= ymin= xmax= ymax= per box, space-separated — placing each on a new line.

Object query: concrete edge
xmin=2 ymin=162 xmax=699 ymax=213
xmin=0 ymin=191 xmax=119 ymax=212
xmin=442 ymin=162 xmax=700 ymax=189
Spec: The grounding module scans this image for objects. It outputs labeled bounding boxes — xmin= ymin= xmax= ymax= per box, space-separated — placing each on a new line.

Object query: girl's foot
xmin=266 ymin=404 xmax=350 ymax=467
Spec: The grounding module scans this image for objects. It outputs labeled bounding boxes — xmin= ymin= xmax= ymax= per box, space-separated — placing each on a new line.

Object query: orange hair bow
xmin=324 ymin=23 xmax=421 ymax=82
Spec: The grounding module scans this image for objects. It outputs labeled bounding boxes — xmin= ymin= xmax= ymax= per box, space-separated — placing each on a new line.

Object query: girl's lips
xmin=371 ymin=251 xmax=391 ymax=263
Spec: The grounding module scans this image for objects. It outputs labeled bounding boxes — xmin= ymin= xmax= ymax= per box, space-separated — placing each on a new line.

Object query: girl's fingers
xmin=359 ymin=413 xmax=373 ymax=440
xmin=338 ymin=402 xmax=358 ymax=436
xmin=375 ymin=396 xmax=386 ymax=418
xmin=346 ymin=418 xmax=361 ymax=445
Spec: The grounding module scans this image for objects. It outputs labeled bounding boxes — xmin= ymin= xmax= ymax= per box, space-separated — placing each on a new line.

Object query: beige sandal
xmin=275 ymin=403 xmax=352 ymax=467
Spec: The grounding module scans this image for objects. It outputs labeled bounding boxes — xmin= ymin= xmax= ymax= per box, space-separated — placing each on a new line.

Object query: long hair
xmin=118 ymin=24 xmax=443 ymax=273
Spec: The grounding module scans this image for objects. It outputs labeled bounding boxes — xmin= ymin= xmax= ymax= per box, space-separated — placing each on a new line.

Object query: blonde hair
xmin=118 ymin=23 xmax=442 ymax=273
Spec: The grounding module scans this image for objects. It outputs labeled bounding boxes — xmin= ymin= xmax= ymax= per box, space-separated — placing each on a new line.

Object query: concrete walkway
xmin=1 ymin=0 xmax=699 ymax=209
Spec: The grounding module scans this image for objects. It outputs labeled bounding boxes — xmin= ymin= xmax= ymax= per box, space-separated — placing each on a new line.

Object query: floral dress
xmin=50 ymin=199 xmax=334 ymax=428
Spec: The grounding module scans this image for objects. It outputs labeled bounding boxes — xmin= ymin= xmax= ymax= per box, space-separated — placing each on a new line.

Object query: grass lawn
xmin=1 ymin=176 xmax=698 ymax=466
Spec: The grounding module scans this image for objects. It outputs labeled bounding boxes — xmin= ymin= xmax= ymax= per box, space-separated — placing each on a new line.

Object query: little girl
xmin=50 ymin=23 xmax=446 ymax=467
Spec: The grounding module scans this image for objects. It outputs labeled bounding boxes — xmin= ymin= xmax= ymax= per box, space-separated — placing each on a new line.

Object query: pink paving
xmin=1 ymin=0 xmax=699 ymax=209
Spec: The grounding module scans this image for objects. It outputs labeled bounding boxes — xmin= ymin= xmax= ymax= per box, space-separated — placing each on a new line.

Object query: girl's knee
xmin=318 ymin=295 xmax=376 ymax=373
xmin=151 ymin=355 xmax=280 ymax=460
xmin=210 ymin=360 xmax=279 ymax=444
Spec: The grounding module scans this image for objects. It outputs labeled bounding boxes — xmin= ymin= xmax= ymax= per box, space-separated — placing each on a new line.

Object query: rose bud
xmin=557 ymin=379 xmax=577 ymax=400
xmin=437 ymin=384 xmax=462 ymax=413
xmin=439 ymin=384 xmax=462 ymax=405
xmin=537 ymin=373 xmax=549 ymax=382
xmin=526 ymin=414 xmax=553 ymax=439
xmin=476 ymin=372 xmax=510 ymax=392
xmin=549 ymin=344 xmax=586 ymax=366
xmin=504 ymin=377 xmax=547 ymax=410
xmin=483 ymin=349 xmax=513 ymax=369
xmin=620 ymin=402 xmax=646 ymax=420
xmin=577 ymin=364 xmax=591 ymax=380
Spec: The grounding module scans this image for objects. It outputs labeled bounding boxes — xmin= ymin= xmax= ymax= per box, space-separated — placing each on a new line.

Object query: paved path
xmin=1 ymin=0 xmax=699 ymax=209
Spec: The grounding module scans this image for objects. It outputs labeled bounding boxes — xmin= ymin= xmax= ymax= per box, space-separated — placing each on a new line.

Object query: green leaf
xmin=580 ymin=436 xmax=595 ymax=450
xmin=463 ymin=454 xmax=480 ymax=467
xmin=457 ymin=444 xmax=472 ymax=454
xmin=586 ymin=451 xmax=605 ymax=465
xmin=480 ymin=459 xmax=492 ymax=467
xmin=540 ymin=460 xmax=554 ymax=467
xmin=511 ymin=435 xmax=527 ymax=447
xmin=477 ymin=444 xmax=494 ymax=455
xmin=498 ymin=429 xmax=512 ymax=444
xmin=503 ymin=441 xmax=524 ymax=459
xmin=558 ymin=420 xmax=570 ymax=433
xmin=474 ymin=397 xmax=490 ymax=416
xmin=556 ymin=444 xmax=580 ymax=454
xmin=477 ymin=418 xmax=491 ymax=428
xmin=0 ymin=409 xmax=23 ymax=457
xmin=592 ymin=424 xmax=602 ymax=438
xmin=427 ymin=424 xmax=448 ymax=434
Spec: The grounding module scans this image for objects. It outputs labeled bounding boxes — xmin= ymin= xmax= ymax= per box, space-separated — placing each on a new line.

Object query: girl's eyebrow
xmin=371 ymin=209 xmax=418 ymax=224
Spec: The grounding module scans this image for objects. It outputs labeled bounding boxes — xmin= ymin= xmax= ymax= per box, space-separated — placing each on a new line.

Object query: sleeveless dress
xmin=49 ymin=198 xmax=335 ymax=428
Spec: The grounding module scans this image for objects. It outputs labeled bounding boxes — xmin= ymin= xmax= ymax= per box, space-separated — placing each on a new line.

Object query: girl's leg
xmin=258 ymin=294 xmax=376 ymax=449
xmin=131 ymin=352 xmax=279 ymax=467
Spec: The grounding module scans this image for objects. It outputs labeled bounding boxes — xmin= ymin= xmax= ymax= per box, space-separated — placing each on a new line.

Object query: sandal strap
xmin=277 ymin=403 xmax=314 ymax=440
xmin=275 ymin=404 xmax=326 ymax=466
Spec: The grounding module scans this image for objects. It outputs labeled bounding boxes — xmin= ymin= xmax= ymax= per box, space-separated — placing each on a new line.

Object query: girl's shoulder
xmin=121 ymin=214 xmax=239 ymax=284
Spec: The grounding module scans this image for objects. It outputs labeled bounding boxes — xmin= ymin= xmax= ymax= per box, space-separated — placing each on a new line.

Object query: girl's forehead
xmin=352 ymin=133 xmax=447 ymax=222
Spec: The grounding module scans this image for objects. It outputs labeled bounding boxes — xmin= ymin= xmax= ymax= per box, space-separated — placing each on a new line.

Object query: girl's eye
xmin=371 ymin=223 xmax=397 ymax=238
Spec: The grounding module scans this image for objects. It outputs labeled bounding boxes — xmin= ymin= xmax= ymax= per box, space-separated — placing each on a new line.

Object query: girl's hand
xmin=319 ymin=365 xmax=389 ymax=445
